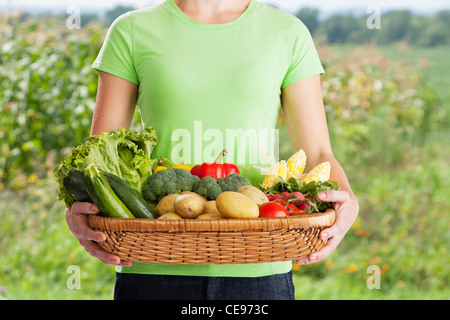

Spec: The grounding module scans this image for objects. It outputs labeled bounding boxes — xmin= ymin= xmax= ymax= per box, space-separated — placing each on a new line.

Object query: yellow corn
xmin=301 ymin=161 xmax=331 ymax=183
xmin=286 ymin=149 xmax=307 ymax=179
xmin=261 ymin=160 xmax=288 ymax=189
xmin=278 ymin=160 xmax=288 ymax=180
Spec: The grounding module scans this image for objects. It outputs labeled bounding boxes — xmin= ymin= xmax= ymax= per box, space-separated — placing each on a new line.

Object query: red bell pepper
xmin=192 ymin=149 xmax=239 ymax=180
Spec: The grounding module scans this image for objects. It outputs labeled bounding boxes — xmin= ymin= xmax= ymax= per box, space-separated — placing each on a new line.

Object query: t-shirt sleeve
xmin=281 ymin=18 xmax=325 ymax=88
xmin=92 ymin=13 xmax=139 ymax=85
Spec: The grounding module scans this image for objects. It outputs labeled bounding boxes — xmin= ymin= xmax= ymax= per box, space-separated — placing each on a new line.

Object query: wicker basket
xmin=88 ymin=208 xmax=335 ymax=264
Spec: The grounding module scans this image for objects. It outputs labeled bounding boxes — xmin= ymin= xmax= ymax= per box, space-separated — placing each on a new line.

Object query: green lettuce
xmin=54 ymin=126 xmax=158 ymax=207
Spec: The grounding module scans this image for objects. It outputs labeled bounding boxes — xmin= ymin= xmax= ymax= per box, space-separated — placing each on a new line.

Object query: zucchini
xmin=61 ymin=169 xmax=93 ymax=203
xmin=84 ymin=164 xmax=135 ymax=219
xmin=104 ymin=172 xmax=155 ymax=219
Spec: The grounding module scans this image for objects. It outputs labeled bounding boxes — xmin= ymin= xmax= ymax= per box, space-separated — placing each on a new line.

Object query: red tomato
xmin=259 ymin=201 xmax=288 ymax=217
xmin=275 ymin=199 xmax=298 ymax=216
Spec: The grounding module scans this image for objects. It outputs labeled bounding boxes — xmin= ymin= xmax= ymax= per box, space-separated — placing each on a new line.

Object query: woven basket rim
xmin=88 ymin=208 xmax=335 ymax=233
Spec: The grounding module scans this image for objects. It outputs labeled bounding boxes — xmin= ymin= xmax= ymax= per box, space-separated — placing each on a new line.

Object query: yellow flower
xmin=27 ymin=173 xmax=38 ymax=183
xmin=381 ymin=264 xmax=390 ymax=275
xmin=343 ymin=264 xmax=358 ymax=273
xmin=369 ymin=256 xmax=382 ymax=264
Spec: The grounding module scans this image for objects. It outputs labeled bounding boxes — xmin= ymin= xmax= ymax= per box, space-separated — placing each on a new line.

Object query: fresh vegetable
xmin=191 ymin=149 xmax=240 ymax=179
xmin=286 ymin=149 xmax=307 ymax=180
xmin=260 ymin=149 xmax=339 ymax=214
xmin=237 ymin=185 xmax=268 ymax=206
xmin=154 ymin=166 xmax=167 ymax=173
xmin=57 ymin=167 xmax=92 ymax=203
xmin=174 ymin=194 xmax=207 ymax=219
xmin=267 ymin=192 xmax=308 ymax=214
xmin=190 ymin=165 xmax=201 ymax=176
xmin=154 ymin=157 xmax=191 ymax=173
xmin=180 ymin=190 xmax=206 ymax=198
xmin=300 ymin=161 xmax=331 ymax=184
xmin=155 ymin=194 xmax=181 ymax=216
xmin=258 ymin=201 xmax=288 ymax=218
xmin=172 ymin=164 xmax=191 ymax=172
xmin=261 ymin=149 xmax=331 ymax=189
xmin=266 ymin=178 xmax=340 ymax=214
xmin=193 ymin=176 xmax=223 ymax=200
xmin=215 ymin=191 xmax=259 ymax=219
xmin=54 ymin=126 xmax=158 ymax=207
xmin=157 ymin=213 xmax=183 ymax=220
xmin=217 ymin=173 xmax=251 ymax=192
xmin=204 ymin=201 xmax=220 ymax=214
xmin=261 ymin=160 xmax=288 ymax=190
xmin=142 ymin=168 xmax=200 ymax=203
xmin=196 ymin=212 xmax=225 ymax=220
xmin=103 ymin=172 xmax=155 ymax=219
xmin=83 ymin=163 xmax=135 ymax=219
xmin=283 ymin=192 xmax=307 ymax=212
xmin=273 ymin=198 xmax=300 ymax=216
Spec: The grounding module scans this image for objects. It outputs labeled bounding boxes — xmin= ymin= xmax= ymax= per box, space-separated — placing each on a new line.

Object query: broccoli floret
xmin=142 ymin=168 xmax=199 ymax=203
xmin=217 ymin=173 xmax=251 ymax=192
xmin=193 ymin=176 xmax=222 ymax=200
xmin=173 ymin=168 xmax=200 ymax=192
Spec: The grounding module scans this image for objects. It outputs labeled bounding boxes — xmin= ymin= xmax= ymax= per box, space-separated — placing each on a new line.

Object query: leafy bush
xmin=0 ymin=13 xmax=104 ymax=184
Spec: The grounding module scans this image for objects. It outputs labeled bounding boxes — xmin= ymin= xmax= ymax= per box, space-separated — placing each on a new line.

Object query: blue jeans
xmin=114 ymin=271 xmax=295 ymax=300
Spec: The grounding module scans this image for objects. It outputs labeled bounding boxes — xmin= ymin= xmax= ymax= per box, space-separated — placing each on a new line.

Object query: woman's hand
xmin=296 ymin=190 xmax=359 ymax=265
xmin=66 ymin=71 xmax=138 ymax=266
xmin=65 ymin=202 xmax=132 ymax=267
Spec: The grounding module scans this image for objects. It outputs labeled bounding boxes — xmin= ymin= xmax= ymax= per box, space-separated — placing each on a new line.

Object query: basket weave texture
xmin=88 ymin=208 xmax=335 ymax=264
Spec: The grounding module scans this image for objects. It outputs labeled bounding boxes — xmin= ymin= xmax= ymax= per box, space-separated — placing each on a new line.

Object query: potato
xmin=204 ymin=200 xmax=220 ymax=214
xmin=180 ymin=191 xmax=206 ymax=200
xmin=215 ymin=191 xmax=259 ymax=219
xmin=156 ymin=194 xmax=180 ymax=216
xmin=157 ymin=213 xmax=183 ymax=220
xmin=237 ymin=185 xmax=269 ymax=206
xmin=174 ymin=194 xmax=206 ymax=219
xmin=196 ymin=212 xmax=225 ymax=220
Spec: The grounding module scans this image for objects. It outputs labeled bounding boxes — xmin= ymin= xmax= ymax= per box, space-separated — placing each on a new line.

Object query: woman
xmin=65 ymin=0 xmax=359 ymax=300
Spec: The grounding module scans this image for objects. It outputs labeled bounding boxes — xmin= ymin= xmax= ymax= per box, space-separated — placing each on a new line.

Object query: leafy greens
xmin=54 ymin=126 xmax=158 ymax=207
xmin=265 ymin=176 xmax=340 ymax=213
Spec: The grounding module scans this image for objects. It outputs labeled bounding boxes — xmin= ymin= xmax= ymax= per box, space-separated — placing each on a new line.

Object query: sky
xmin=2 ymin=0 xmax=450 ymax=14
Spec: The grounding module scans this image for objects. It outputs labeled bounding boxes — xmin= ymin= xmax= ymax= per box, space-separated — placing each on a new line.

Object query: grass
xmin=329 ymin=43 xmax=450 ymax=109
xmin=0 ymin=178 xmax=116 ymax=300
xmin=293 ymin=155 xmax=450 ymax=300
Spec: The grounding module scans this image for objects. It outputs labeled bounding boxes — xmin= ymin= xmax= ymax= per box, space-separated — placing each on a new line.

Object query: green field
xmin=0 ymin=15 xmax=449 ymax=301
xmin=291 ymin=44 xmax=450 ymax=300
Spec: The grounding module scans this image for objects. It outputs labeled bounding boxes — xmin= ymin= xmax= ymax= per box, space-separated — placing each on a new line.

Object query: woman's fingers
xmin=318 ymin=190 xmax=358 ymax=239
xmin=80 ymin=239 xmax=132 ymax=266
xmin=66 ymin=202 xmax=132 ymax=267
xmin=295 ymin=190 xmax=359 ymax=265
xmin=66 ymin=203 xmax=104 ymax=242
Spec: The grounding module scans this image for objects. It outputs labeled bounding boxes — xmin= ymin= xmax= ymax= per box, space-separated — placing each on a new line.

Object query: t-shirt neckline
xmin=164 ymin=0 xmax=256 ymax=30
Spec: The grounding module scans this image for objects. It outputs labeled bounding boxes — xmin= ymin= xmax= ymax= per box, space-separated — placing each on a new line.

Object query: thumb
xmin=318 ymin=190 xmax=349 ymax=203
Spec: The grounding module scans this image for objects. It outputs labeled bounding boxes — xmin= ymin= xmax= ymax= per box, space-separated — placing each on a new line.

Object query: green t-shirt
xmin=92 ymin=0 xmax=324 ymax=277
